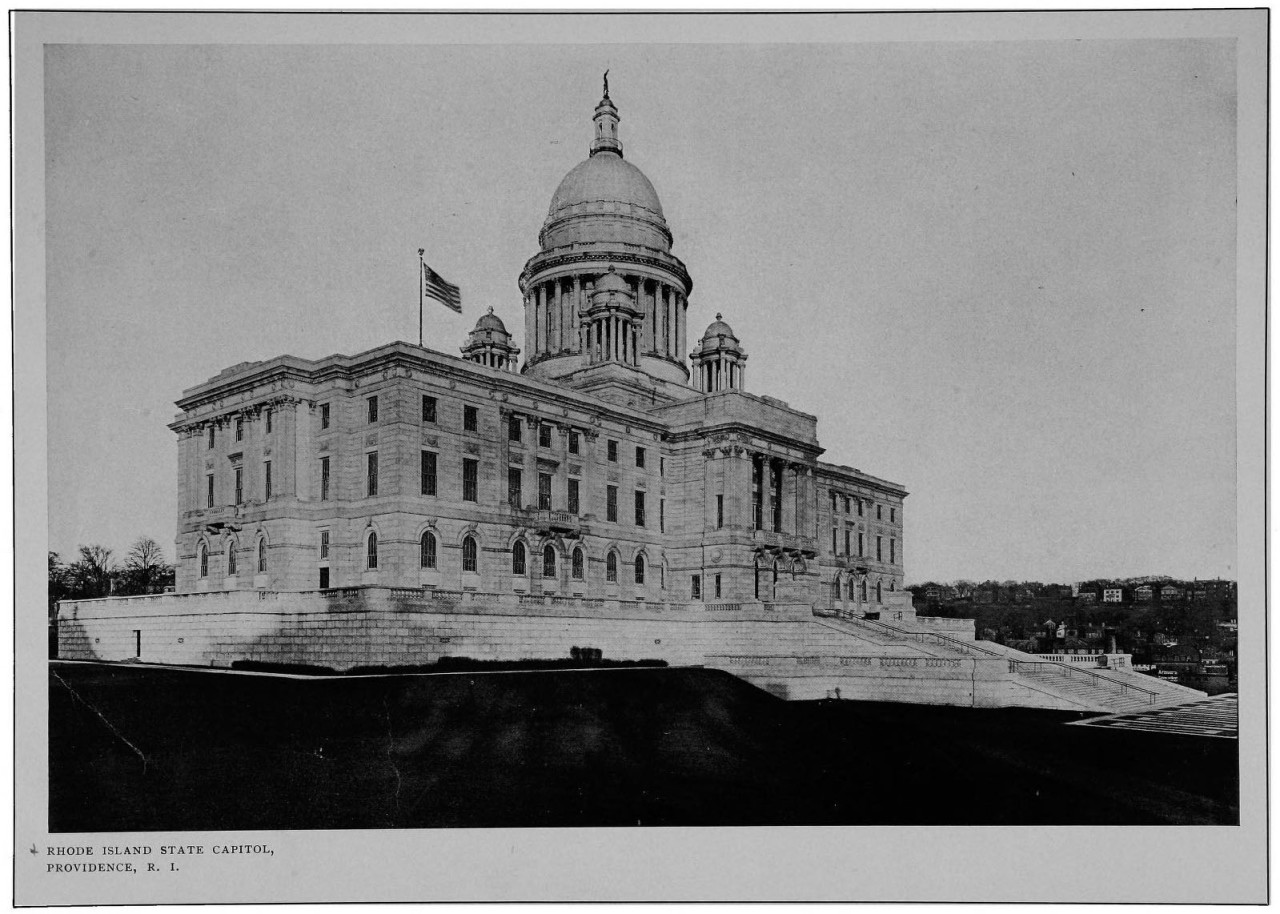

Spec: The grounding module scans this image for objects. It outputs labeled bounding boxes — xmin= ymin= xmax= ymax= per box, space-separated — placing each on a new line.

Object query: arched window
xmin=754 ymin=557 xmax=761 ymax=600
xmin=634 ymin=555 xmax=645 ymax=585
xmin=462 ymin=536 xmax=478 ymax=572
xmin=542 ymin=545 xmax=556 ymax=578
xmin=833 ymin=578 xmax=841 ymax=599
xmin=876 ymin=581 xmax=882 ymax=603
xmin=572 ymin=547 xmax=585 ymax=580
xmin=257 ymin=539 xmax=267 ymax=573
xmin=889 ymin=581 xmax=895 ymax=592
xmin=227 ymin=541 xmax=237 ymax=576
xmin=606 ymin=551 xmax=618 ymax=583
xmin=860 ymin=579 xmax=868 ymax=602
xmin=772 ymin=560 xmax=779 ymax=584
xmin=366 ymin=531 xmax=378 ymax=570
xmin=420 ymin=531 xmax=437 ymax=568
xmin=199 ymin=543 xmax=208 ymax=578
xmin=512 ymin=541 xmax=527 ymax=575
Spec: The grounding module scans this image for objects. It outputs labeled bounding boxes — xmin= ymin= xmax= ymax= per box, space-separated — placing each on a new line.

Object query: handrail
xmin=818 ymin=611 xmax=1005 ymax=658
xmin=1007 ymin=659 xmax=1158 ymax=704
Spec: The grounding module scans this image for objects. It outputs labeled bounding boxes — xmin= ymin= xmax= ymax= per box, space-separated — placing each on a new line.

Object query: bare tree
xmin=67 ymin=545 xmax=116 ymax=599
xmin=119 ymin=536 xmax=173 ymax=595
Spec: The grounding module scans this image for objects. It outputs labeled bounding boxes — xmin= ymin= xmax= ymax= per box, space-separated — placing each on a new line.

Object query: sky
xmin=43 ymin=34 xmax=1239 ymax=584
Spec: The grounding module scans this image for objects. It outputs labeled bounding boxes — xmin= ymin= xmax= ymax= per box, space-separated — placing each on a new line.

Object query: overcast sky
xmin=44 ymin=34 xmax=1237 ymax=583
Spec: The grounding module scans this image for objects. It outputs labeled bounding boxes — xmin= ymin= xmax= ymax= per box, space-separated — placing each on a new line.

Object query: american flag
xmin=422 ymin=261 xmax=462 ymax=313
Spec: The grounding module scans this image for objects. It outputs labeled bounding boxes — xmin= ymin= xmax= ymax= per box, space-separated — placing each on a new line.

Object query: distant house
xmin=1135 ymin=584 xmax=1153 ymax=602
xmin=1160 ymin=584 xmax=1182 ymax=601
xmin=1102 ymin=588 xmax=1123 ymax=604
xmin=1077 ymin=591 xmax=1098 ymax=603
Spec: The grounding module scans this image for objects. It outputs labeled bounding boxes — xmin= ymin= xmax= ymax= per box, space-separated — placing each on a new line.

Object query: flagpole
xmin=417 ymin=248 xmax=425 ymax=348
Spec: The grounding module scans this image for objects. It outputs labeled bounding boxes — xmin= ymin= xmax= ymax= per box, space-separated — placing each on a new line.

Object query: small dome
xmin=472 ymin=307 xmax=509 ymax=336
xmin=593 ymin=267 xmax=631 ymax=295
xmin=701 ymin=313 xmax=738 ymax=343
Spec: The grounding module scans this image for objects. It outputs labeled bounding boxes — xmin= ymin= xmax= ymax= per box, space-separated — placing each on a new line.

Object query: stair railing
xmin=1007 ymin=660 xmax=1158 ymax=705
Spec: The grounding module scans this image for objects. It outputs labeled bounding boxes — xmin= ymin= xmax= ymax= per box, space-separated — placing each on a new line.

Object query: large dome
xmin=547 ymin=153 xmax=664 ymax=222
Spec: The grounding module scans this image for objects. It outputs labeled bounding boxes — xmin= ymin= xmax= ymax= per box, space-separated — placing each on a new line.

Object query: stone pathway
xmin=1068 ymin=693 xmax=1237 ymax=739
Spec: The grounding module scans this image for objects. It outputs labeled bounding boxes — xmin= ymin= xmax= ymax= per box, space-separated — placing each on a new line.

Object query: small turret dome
xmin=697 ymin=313 xmax=741 ymax=351
xmin=473 ymin=307 xmax=509 ymax=337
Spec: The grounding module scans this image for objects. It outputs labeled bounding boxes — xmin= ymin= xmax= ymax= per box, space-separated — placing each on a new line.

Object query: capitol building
xmin=57 ymin=81 xmax=1202 ymax=713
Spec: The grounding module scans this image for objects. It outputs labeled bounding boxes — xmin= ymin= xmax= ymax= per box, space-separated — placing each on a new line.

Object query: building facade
xmin=170 ymin=84 xmax=907 ymax=616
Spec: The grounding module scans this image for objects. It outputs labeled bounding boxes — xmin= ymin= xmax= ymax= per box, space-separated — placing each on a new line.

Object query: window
xmin=857 ymin=499 xmax=864 ymax=517
xmin=890 ymin=538 xmax=896 ymax=565
xmin=538 ymin=472 xmax=552 ymax=510
xmin=320 ymin=456 xmax=330 ymax=501
xmin=715 ymin=574 xmax=722 ymax=598
xmin=512 ymin=541 xmax=526 ymax=575
xmin=263 ymin=461 xmax=272 ymax=500
xmin=463 ymin=458 xmax=478 ymax=502
xmin=572 ymin=547 xmax=585 ymax=580
xmin=508 ymin=414 xmax=522 ymax=442
xmin=890 ymin=507 xmax=896 ymax=524
xmin=208 ymin=425 xmax=215 ymax=449
xmin=876 ymin=504 xmax=882 ymax=521
xmin=569 ymin=431 xmax=580 ymax=455
xmin=421 ymin=451 xmax=437 ymax=496
xmin=207 ymin=474 xmax=215 ymax=508
xmin=366 ymin=452 xmax=379 ymax=497
xmin=691 ymin=574 xmax=702 ymax=600
xmin=234 ymin=467 xmax=243 ymax=505
xmin=607 ymin=440 xmax=618 ymax=462
xmin=319 ymin=567 xmax=330 ymax=589
xmin=844 ymin=495 xmax=851 ymax=514
xmin=634 ymin=491 xmax=645 ymax=527
xmin=660 ymin=498 xmax=665 ymax=533
xmin=716 ymin=494 xmax=724 ymax=528
xmin=320 ymin=403 xmax=330 ymax=429
xmin=861 ymin=579 xmax=868 ymax=602
xmin=508 ymin=468 xmax=523 ymax=508
xmin=858 ymin=532 xmax=865 ymax=557
xmin=844 ymin=527 xmax=851 ymax=556
xmin=235 ymin=417 xmax=244 ymax=442
xmin=257 ymin=539 xmax=267 ymax=573
xmin=876 ymin=536 xmax=883 ymax=562
xmin=539 ymin=423 xmax=552 ymax=448
xmin=832 ymin=528 xmax=838 ymax=554
xmin=265 ymin=408 xmax=273 ymax=434
xmin=366 ymin=531 xmax=378 ymax=570
xmin=542 ymin=545 xmax=556 ymax=578
xmin=771 ymin=463 xmax=783 ymax=533
xmin=660 ymin=456 xmax=665 ymax=477
xmin=367 ymin=396 xmax=379 ymax=424
xmin=606 ymin=485 xmax=618 ymax=522
xmin=462 ymin=535 xmax=478 ymax=573
xmin=319 ymin=530 xmax=329 ymax=559
xmin=876 ymin=581 xmax=882 ymax=603
xmin=606 ymin=552 xmax=618 ymax=582
xmin=422 ymin=395 xmax=437 ymax=423
xmin=227 ymin=542 xmax=237 ymax=576
xmin=752 ymin=457 xmax=763 ymax=530
xmin=199 ymin=544 xmax=208 ymax=578
xmin=635 ymin=447 xmax=646 ymax=468
xmin=833 ymin=579 xmax=841 ymax=600
xmin=634 ymin=555 xmax=645 ymax=585
xmin=464 ymin=405 xmax=478 ymax=432
xmin=831 ymin=491 xmax=838 ymax=512
xmin=568 ymin=478 xmax=580 ymax=515
xmin=420 ymin=532 xmax=437 ymax=568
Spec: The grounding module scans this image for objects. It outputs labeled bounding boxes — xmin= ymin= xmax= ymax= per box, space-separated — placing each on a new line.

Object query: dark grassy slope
xmin=49 ymin=662 xmax=1236 ymax=831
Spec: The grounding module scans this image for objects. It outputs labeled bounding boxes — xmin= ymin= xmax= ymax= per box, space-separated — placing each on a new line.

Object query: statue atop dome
xmin=603 ymin=69 xmax=609 ymax=100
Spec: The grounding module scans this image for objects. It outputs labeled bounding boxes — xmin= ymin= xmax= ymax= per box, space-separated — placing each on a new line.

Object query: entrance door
xmin=319 ymin=567 xmax=330 ymax=589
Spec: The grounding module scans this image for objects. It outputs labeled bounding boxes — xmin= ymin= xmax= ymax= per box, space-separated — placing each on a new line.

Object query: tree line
xmin=48 ymin=536 xmax=174 ymax=622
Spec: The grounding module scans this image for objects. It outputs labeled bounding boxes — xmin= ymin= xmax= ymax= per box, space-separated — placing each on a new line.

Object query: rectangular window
xmin=877 ymin=504 xmax=883 ymax=521
xmin=831 ymin=491 xmax=838 ymax=512
xmin=463 ymin=458 xmax=478 ymax=502
xmin=421 ymin=451 xmax=437 ymax=496
xmin=606 ymin=485 xmax=618 ymax=522
xmin=844 ymin=495 xmax=851 ymax=514
xmin=464 ymin=405 xmax=478 ymax=432
xmin=366 ymin=452 xmax=378 ymax=497
xmin=264 ymin=460 xmax=272 ymax=500
xmin=422 ymin=395 xmax=437 ymax=423
xmin=320 ymin=456 xmax=330 ymax=500
xmin=508 ymin=414 xmax=522 ymax=442
xmin=320 ymin=403 xmax=330 ymax=429
xmin=235 ymin=417 xmax=243 ymax=442
xmin=715 ymin=574 xmax=722 ymax=599
xmin=876 ymin=535 xmax=883 ymax=562
xmin=635 ymin=447 xmax=646 ymax=468
xmin=660 ymin=498 xmax=665 ymax=533
xmin=858 ymin=532 xmax=864 ymax=557
xmin=320 ymin=530 xmax=330 ymax=559
xmin=660 ymin=456 xmax=665 ymax=477
xmin=265 ymin=408 xmax=273 ymax=434
xmin=607 ymin=439 xmax=618 ymax=462
xmin=845 ymin=527 xmax=851 ymax=556
xmin=890 ymin=538 xmax=897 ymax=565
xmin=691 ymin=574 xmax=702 ymax=600
xmin=832 ymin=527 xmax=838 ymax=554
xmin=857 ymin=499 xmax=864 ymax=517
xmin=208 ymin=426 xmax=215 ymax=449
xmin=206 ymin=474 xmax=214 ymax=508
xmin=771 ymin=464 xmax=783 ymax=533
xmin=234 ymin=466 xmax=243 ymax=505
xmin=752 ymin=458 xmax=763 ymax=530
xmin=508 ymin=468 xmax=523 ymax=507
xmin=569 ymin=431 xmax=580 ymax=454
xmin=538 ymin=472 xmax=552 ymax=510
xmin=539 ymin=423 xmax=552 ymax=448
xmin=716 ymin=494 xmax=724 ymax=529
xmin=319 ymin=567 xmax=330 ymax=589
xmin=634 ymin=491 xmax=646 ymax=527
xmin=568 ymin=479 xmax=580 ymax=515
xmin=367 ymin=396 xmax=378 ymax=424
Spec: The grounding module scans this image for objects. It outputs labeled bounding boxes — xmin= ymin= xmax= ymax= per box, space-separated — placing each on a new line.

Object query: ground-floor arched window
xmin=227 ymin=541 xmax=237 ymax=576
xmin=833 ymin=578 xmax=841 ymax=599
xmin=462 ymin=536 xmax=478 ymax=572
xmin=634 ymin=555 xmax=645 ymax=585
xmin=512 ymin=541 xmax=526 ymax=575
xmin=572 ymin=547 xmax=585 ymax=580
xmin=421 ymin=532 xmax=437 ymax=568
xmin=542 ymin=545 xmax=556 ymax=578
xmin=876 ymin=581 xmax=882 ymax=603
xmin=257 ymin=539 xmax=267 ymax=573
xmin=199 ymin=543 xmax=209 ymax=578
xmin=606 ymin=551 xmax=618 ymax=582
xmin=366 ymin=531 xmax=378 ymax=570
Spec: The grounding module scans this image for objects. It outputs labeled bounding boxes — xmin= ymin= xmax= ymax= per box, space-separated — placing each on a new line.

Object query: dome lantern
xmin=690 ymin=313 xmax=747 ymax=393
xmin=590 ymin=70 xmax=623 ymax=158
xmin=461 ymin=307 xmax=520 ymax=372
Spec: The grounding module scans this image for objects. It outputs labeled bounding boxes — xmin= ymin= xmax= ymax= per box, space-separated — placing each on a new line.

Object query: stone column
xmin=536 ymin=284 xmax=546 ymax=357
xmin=572 ymin=276 xmax=582 ymax=352
xmin=523 ymin=291 xmax=533 ymax=359
xmin=677 ymin=292 xmax=687 ymax=362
